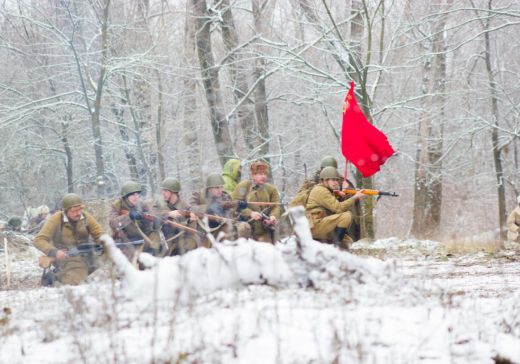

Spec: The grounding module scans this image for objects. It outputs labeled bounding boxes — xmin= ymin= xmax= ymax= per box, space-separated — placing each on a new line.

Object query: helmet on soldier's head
xmin=120 ymin=181 xmax=141 ymax=198
xmin=320 ymin=156 xmax=338 ymax=169
xmin=61 ymin=193 xmax=84 ymax=210
xmin=319 ymin=166 xmax=342 ymax=180
xmin=8 ymin=216 xmax=22 ymax=228
xmin=162 ymin=178 xmax=181 ymax=193
xmin=206 ymin=173 xmax=224 ymax=189
xmin=250 ymin=160 xmax=269 ymax=174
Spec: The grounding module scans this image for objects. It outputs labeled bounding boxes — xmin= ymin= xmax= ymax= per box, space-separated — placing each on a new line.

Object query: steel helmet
xmin=8 ymin=216 xmax=22 ymax=228
xmin=162 ymin=178 xmax=181 ymax=193
xmin=319 ymin=166 xmax=342 ymax=180
xmin=120 ymin=181 xmax=142 ymax=198
xmin=206 ymin=173 xmax=224 ymax=189
xmin=61 ymin=193 xmax=84 ymax=210
xmin=320 ymin=156 xmax=338 ymax=169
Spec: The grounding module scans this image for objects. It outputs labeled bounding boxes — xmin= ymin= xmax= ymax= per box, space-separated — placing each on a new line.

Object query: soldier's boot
xmin=333 ymin=227 xmax=347 ymax=248
xmin=339 ymin=234 xmax=353 ymax=251
xmin=41 ymin=268 xmax=57 ymax=287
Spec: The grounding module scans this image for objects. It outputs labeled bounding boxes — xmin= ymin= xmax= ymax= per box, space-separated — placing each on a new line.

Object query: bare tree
xmin=218 ymin=0 xmax=258 ymax=152
xmin=410 ymin=0 xmax=452 ymax=239
xmin=192 ymin=0 xmax=235 ymax=166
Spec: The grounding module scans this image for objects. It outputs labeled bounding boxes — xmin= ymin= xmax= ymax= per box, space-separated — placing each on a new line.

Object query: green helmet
xmin=8 ymin=216 xmax=22 ymax=228
xmin=120 ymin=181 xmax=142 ymax=198
xmin=206 ymin=173 xmax=224 ymax=189
xmin=61 ymin=193 xmax=83 ymax=210
xmin=320 ymin=156 xmax=338 ymax=169
xmin=319 ymin=166 xmax=342 ymax=180
xmin=162 ymin=178 xmax=181 ymax=193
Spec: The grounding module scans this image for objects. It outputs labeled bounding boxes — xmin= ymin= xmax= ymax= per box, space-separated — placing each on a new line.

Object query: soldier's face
xmin=324 ymin=179 xmax=340 ymax=190
xmin=162 ymin=189 xmax=178 ymax=204
xmin=66 ymin=206 xmax=84 ymax=222
xmin=252 ymin=172 xmax=267 ymax=185
xmin=126 ymin=192 xmax=140 ymax=207
xmin=209 ymin=186 xmax=223 ymax=198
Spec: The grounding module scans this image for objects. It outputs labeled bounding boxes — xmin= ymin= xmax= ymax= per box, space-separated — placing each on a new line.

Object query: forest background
xmin=0 ymin=0 xmax=518 ymax=241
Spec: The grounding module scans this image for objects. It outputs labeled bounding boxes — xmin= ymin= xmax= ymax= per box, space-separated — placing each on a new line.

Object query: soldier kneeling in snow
xmin=33 ymin=194 xmax=105 ymax=286
xmin=507 ymin=196 xmax=520 ymax=242
xmin=305 ymin=166 xmax=365 ymax=250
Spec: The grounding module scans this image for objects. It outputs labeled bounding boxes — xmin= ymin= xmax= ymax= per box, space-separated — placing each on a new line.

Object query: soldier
xmin=7 ymin=216 xmax=23 ymax=232
xmin=109 ymin=181 xmax=161 ymax=256
xmin=27 ymin=205 xmax=50 ymax=233
xmin=305 ymin=166 xmax=365 ymax=250
xmin=33 ymin=193 xmax=105 ymax=286
xmin=190 ymin=173 xmax=248 ymax=243
xmin=157 ymin=178 xmax=200 ymax=255
xmin=231 ymin=160 xmax=281 ymax=243
xmin=290 ymin=156 xmax=339 ymax=208
xmin=507 ymin=196 xmax=520 ymax=242
xmin=222 ymin=158 xmax=242 ymax=195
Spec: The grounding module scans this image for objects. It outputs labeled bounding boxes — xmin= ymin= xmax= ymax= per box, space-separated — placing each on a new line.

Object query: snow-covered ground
xmin=1 ymin=209 xmax=520 ymax=364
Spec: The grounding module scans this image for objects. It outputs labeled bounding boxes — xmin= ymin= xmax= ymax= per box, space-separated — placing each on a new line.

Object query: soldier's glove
xmin=237 ymin=200 xmax=248 ymax=210
xmin=129 ymin=210 xmax=143 ymax=221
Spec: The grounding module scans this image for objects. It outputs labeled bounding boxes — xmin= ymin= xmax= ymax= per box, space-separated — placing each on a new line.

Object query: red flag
xmin=341 ymin=82 xmax=394 ymax=178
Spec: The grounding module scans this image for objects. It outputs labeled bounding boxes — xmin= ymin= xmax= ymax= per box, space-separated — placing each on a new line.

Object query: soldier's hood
xmin=222 ymin=159 xmax=241 ymax=181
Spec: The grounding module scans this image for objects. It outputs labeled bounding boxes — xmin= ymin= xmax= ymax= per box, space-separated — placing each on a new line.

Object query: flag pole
xmin=343 ymin=160 xmax=348 ymax=189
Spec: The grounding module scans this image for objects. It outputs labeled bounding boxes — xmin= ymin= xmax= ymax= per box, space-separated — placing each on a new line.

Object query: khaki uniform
xmin=232 ymin=180 xmax=281 ymax=243
xmin=109 ymin=199 xmax=161 ymax=255
xmin=305 ymin=184 xmax=357 ymax=246
xmin=156 ymin=198 xmax=200 ymax=255
xmin=33 ymin=211 xmax=104 ymax=285
xmin=507 ymin=205 xmax=520 ymax=242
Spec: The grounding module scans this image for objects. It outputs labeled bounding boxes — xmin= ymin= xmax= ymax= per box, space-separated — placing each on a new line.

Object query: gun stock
xmin=341 ymin=189 xmax=399 ymax=197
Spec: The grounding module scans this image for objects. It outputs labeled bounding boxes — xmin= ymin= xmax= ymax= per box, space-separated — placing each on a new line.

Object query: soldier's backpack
xmin=289 ymin=179 xmax=317 ymax=208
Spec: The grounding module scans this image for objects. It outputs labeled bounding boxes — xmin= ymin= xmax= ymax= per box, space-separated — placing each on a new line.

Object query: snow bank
xmin=101 ymin=234 xmax=293 ymax=305
xmin=101 ymin=207 xmax=392 ymax=306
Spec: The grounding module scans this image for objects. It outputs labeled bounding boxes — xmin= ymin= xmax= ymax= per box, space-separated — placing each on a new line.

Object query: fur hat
xmin=250 ymin=160 xmax=269 ymax=174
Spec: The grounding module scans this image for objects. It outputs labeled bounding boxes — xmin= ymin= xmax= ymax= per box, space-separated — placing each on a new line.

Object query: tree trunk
xmin=89 ymin=0 xmax=111 ymax=198
xmin=349 ymin=0 xmax=376 ymax=239
xmin=183 ymin=0 xmax=202 ymax=188
xmin=155 ymin=70 xmax=166 ymax=182
xmin=220 ymin=0 xmax=258 ymax=152
xmin=483 ymin=0 xmax=506 ymax=239
xmin=111 ymin=102 xmax=139 ymax=181
xmin=61 ymin=116 xmax=74 ymax=193
xmin=410 ymin=1 xmax=449 ymax=238
xmin=252 ymin=0 xmax=271 ymax=163
xmin=121 ymin=75 xmax=156 ymax=195
xmin=192 ymin=0 xmax=234 ymax=167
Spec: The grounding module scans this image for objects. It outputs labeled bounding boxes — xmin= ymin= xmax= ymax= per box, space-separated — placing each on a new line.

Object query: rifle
xmin=38 ymin=240 xmax=145 ymax=269
xmin=259 ymin=212 xmax=277 ymax=231
xmin=339 ymin=189 xmax=399 ymax=197
xmin=143 ymin=213 xmax=205 ymax=236
xmin=173 ymin=210 xmax=235 ymax=224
